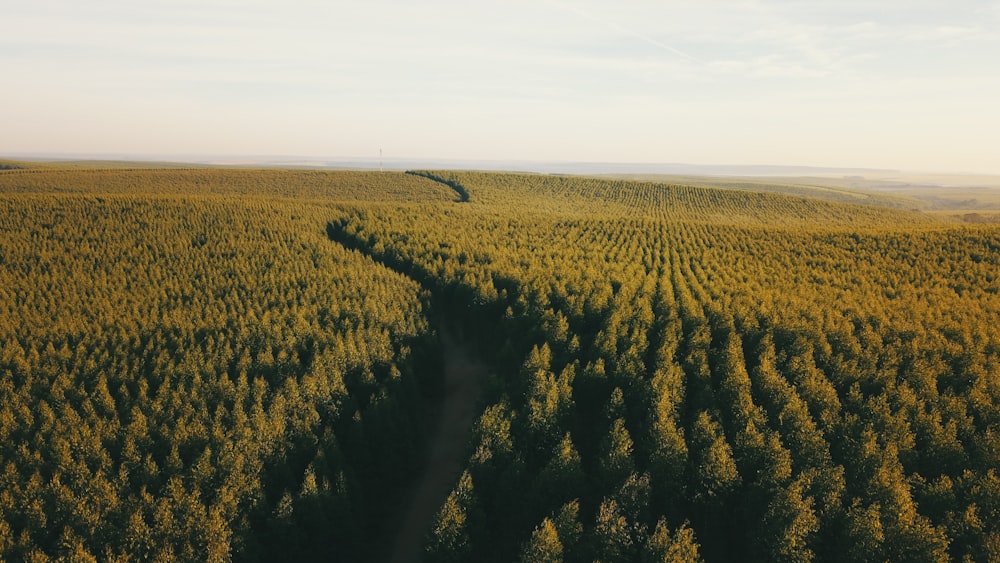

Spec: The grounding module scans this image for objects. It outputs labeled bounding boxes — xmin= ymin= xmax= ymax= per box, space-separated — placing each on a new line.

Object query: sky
xmin=3 ymin=0 xmax=1000 ymax=173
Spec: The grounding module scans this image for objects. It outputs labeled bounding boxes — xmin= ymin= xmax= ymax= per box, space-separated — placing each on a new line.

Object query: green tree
xmin=599 ymin=418 xmax=635 ymax=490
xmin=520 ymin=518 xmax=563 ymax=563
xmin=641 ymin=518 xmax=702 ymax=563
xmin=426 ymin=471 xmax=477 ymax=562
xmin=762 ymin=472 xmax=819 ymax=562
xmin=690 ymin=411 xmax=740 ymax=501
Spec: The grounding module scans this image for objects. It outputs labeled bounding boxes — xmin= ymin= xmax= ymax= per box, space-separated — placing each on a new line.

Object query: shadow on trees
xmin=405 ymin=171 xmax=471 ymax=203
xmin=236 ymin=220 xmax=536 ymax=562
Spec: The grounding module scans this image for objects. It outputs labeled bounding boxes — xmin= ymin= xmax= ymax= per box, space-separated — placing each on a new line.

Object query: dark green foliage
xmin=520 ymin=518 xmax=563 ymax=562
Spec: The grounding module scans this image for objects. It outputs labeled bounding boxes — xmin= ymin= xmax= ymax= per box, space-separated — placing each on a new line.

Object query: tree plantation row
xmin=1 ymin=166 xmax=998 ymax=561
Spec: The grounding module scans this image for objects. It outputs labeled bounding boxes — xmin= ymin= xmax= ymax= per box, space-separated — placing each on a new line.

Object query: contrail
xmin=544 ymin=0 xmax=703 ymax=64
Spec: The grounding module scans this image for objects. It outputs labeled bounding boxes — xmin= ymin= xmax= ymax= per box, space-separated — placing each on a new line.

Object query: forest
xmin=1 ymin=164 xmax=998 ymax=561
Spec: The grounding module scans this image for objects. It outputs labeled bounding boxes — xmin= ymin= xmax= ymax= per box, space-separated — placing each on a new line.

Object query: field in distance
xmin=599 ymin=170 xmax=1000 ymax=221
xmin=1 ymin=162 xmax=998 ymax=562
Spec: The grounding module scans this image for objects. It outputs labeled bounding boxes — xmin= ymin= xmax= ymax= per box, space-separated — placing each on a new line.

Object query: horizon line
xmin=5 ymin=151 xmax=1000 ymax=178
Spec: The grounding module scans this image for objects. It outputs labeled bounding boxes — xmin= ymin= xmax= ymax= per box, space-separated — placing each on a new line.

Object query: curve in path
xmin=405 ymin=171 xmax=471 ymax=203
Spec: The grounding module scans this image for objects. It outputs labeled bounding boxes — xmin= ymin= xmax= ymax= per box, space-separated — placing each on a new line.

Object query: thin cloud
xmin=542 ymin=0 xmax=704 ymax=64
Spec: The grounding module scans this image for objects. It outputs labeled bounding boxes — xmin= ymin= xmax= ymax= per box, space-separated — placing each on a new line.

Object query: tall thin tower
xmin=379 ymin=148 xmax=383 ymax=172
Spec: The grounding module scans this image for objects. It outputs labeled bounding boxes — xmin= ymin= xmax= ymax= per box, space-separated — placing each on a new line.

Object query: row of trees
xmin=0 ymin=168 xmax=453 ymax=202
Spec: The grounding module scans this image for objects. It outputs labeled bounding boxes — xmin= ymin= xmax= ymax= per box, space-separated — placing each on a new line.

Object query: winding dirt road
xmin=389 ymin=327 xmax=488 ymax=563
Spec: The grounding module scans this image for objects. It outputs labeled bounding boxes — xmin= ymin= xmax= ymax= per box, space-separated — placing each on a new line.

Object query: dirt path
xmin=326 ymin=224 xmax=489 ymax=561
xmin=389 ymin=327 xmax=488 ymax=563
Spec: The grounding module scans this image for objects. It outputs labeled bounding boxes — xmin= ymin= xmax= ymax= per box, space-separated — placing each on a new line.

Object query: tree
xmin=536 ymin=434 xmax=586 ymax=514
xmin=520 ymin=518 xmax=563 ymax=563
xmin=426 ymin=471 xmax=477 ymax=562
xmin=551 ymin=500 xmax=584 ymax=560
xmin=599 ymin=418 xmax=635 ymax=491
xmin=690 ymin=411 xmax=740 ymax=501
xmin=525 ymin=348 xmax=574 ymax=457
xmin=593 ymin=498 xmax=634 ymax=562
xmin=641 ymin=518 xmax=702 ymax=563
xmin=762 ymin=472 xmax=819 ymax=562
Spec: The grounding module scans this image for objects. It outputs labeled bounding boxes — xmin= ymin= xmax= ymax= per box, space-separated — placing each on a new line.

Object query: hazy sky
xmin=4 ymin=0 xmax=1000 ymax=172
